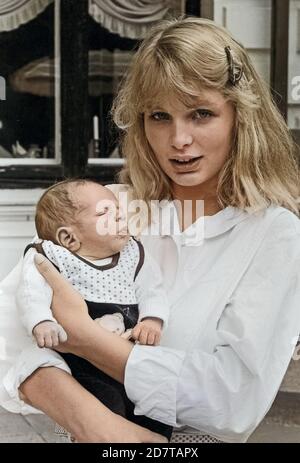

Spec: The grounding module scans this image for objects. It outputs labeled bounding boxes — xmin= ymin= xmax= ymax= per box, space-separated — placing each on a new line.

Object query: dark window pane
xmin=87 ymin=1 xmax=184 ymax=160
xmin=0 ymin=4 xmax=56 ymax=160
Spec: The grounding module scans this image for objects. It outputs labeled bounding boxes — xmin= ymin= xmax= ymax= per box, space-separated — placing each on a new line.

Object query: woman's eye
xmin=194 ymin=109 xmax=213 ymax=120
xmin=149 ymin=112 xmax=170 ymax=121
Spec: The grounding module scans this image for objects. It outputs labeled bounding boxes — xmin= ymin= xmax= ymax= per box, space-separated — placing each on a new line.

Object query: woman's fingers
xmin=140 ymin=429 xmax=168 ymax=443
xmin=34 ymin=254 xmax=75 ymax=299
xmin=34 ymin=253 xmax=87 ymax=313
xmin=110 ymin=416 xmax=168 ymax=443
xmin=149 ymin=433 xmax=168 ymax=443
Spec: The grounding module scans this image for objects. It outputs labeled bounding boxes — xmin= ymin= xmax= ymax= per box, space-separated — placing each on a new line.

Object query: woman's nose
xmin=170 ymin=121 xmax=193 ymax=149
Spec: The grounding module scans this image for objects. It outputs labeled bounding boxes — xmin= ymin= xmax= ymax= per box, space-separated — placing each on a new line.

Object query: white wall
xmin=0 ymin=189 xmax=43 ymax=281
xmin=288 ymin=0 xmax=300 ymax=129
xmin=214 ymin=0 xmax=300 ymax=129
xmin=214 ymin=0 xmax=272 ymax=84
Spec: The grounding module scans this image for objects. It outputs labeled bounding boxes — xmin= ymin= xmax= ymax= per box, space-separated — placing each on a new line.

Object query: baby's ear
xmin=56 ymin=227 xmax=81 ymax=252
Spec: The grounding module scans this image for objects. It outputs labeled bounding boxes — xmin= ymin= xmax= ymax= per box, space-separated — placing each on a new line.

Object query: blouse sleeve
xmin=124 ymin=212 xmax=300 ymax=442
xmin=134 ymin=249 xmax=170 ymax=328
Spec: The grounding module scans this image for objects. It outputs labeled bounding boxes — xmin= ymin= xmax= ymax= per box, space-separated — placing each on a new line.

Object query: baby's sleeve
xmin=17 ymin=248 xmax=55 ymax=336
xmin=134 ymin=248 xmax=170 ymax=329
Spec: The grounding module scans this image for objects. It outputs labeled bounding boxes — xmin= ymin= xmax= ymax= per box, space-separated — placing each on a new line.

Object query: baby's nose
xmin=116 ymin=207 xmax=126 ymax=222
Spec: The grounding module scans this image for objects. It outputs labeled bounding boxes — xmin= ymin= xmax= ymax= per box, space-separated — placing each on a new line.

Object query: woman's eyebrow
xmin=194 ymin=99 xmax=215 ymax=106
xmin=148 ymin=100 xmax=216 ymax=112
xmin=190 ymin=96 xmax=222 ymax=107
xmin=147 ymin=107 xmax=166 ymax=112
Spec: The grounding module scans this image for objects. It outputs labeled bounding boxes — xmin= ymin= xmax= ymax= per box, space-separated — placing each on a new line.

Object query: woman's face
xmin=144 ymin=89 xmax=235 ymax=192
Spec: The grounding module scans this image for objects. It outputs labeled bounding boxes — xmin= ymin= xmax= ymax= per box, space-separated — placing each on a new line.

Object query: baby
xmin=17 ymin=179 xmax=172 ymax=440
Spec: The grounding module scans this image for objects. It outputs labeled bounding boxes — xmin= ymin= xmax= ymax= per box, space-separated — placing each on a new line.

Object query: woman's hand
xmin=34 ymin=253 xmax=92 ymax=350
xmin=78 ymin=411 xmax=168 ymax=443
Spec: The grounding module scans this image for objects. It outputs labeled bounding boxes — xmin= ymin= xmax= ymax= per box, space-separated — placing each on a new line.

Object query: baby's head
xmin=35 ymin=179 xmax=129 ymax=259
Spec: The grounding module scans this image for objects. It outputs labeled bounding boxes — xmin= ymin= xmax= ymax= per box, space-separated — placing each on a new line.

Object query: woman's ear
xmin=55 ymin=227 xmax=81 ymax=252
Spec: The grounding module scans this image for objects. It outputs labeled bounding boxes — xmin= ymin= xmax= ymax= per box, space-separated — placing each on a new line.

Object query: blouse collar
xmin=148 ymin=201 xmax=250 ymax=246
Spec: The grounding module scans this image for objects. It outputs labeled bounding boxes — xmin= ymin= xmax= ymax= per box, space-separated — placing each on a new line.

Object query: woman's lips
xmin=169 ymin=156 xmax=203 ymax=172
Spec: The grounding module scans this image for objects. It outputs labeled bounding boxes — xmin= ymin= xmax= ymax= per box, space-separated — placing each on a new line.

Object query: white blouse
xmin=0 ymin=200 xmax=299 ymax=443
xmin=124 ymin=204 xmax=300 ymax=443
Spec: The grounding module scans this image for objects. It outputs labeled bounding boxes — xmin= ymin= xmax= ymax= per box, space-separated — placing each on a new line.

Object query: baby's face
xmin=73 ymin=183 xmax=129 ymax=257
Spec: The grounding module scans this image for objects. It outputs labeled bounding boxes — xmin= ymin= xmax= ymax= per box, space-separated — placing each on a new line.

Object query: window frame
xmin=0 ymin=0 xmax=121 ymax=188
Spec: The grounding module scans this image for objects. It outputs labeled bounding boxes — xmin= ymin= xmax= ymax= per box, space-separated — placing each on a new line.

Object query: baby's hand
xmin=131 ymin=317 xmax=163 ymax=346
xmin=33 ymin=321 xmax=68 ymax=348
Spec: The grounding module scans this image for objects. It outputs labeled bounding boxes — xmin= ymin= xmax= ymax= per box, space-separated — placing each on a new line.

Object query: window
xmin=0 ymin=3 xmax=56 ymax=160
xmin=0 ymin=0 xmax=184 ymax=187
xmin=0 ymin=0 xmax=60 ymax=187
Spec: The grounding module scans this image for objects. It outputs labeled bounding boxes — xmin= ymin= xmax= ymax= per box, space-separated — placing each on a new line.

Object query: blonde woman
xmin=1 ymin=17 xmax=300 ymax=443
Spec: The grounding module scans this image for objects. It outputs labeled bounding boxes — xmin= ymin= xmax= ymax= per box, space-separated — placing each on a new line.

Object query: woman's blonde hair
xmin=112 ymin=16 xmax=299 ymax=214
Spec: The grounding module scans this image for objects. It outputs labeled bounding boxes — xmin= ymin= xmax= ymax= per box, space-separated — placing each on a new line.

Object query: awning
xmin=0 ymin=0 xmax=181 ymax=37
xmin=9 ymin=49 xmax=134 ymax=97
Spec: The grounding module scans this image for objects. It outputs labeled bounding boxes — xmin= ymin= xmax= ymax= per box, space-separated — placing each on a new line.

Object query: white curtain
xmin=89 ymin=0 xmax=178 ymax=39
xmin=0 ymin=0 xmax=182 ymax=36
xmin=0 ymin=0 xmax=53 ymax=31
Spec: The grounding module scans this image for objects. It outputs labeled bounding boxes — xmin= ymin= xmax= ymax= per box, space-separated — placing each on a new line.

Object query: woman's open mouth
xmin=170 ymin=156 xmax=203 ymax=172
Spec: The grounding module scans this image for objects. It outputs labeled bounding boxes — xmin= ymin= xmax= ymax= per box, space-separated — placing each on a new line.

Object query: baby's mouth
xmin=118 ymin=227 xmax=129 ymax=236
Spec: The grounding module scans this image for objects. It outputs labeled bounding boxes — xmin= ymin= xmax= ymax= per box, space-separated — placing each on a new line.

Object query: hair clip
xmin=225 ymin=46 xmax=243 ymax=85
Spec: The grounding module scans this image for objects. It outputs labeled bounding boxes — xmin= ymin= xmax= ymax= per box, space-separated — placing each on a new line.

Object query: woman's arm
xmin=19 ymin=366 xmax=166 ymax=443
xmin=20 ymin=254 xmax=167 ymax=443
